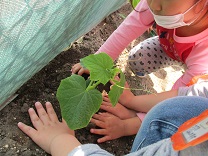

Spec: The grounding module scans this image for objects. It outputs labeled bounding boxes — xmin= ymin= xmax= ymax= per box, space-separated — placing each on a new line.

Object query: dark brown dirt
xmin=0 ymin=4 xmax=139 ymax=156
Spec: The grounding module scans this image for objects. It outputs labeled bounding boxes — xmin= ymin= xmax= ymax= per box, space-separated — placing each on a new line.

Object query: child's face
xmin=147 ymin=0 xmax=205 ymax=22
xmin=147 ymin=0 xmax=197 ymax=15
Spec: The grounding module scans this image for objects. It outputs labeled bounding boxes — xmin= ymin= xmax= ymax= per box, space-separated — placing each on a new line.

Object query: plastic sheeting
xmin=0 ymin=0 xmax=127 ymax=110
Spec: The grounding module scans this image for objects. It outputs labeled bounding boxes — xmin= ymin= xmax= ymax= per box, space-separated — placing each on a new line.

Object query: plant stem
xmin=111 ymin=80 xmax=154 ymax=94
xmin=117 ymin=84 xmax=154 ymax=94
xmin=86 ymin=80 xmax=101 ymax=91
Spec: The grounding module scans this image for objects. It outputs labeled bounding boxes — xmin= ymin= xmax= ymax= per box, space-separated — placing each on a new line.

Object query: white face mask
xmin=151 ymin=0 xmax=204 ymax=29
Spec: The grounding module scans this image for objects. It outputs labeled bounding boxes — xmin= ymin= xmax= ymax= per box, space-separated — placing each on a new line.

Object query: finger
xmin=102 ymin=96 xmax=111 ymax=102
xmin=102 ymin=92 xmax=108 ymax=97
xmin=78 ymin=68 xmax=90 ymax=75
xmin=18 ymin=122 xmax=38 ymax=140
xmin=77 ymin=68 xmax=84 ymax=76
xmin=35 ymin=102 xmax=50 ymax=124
xmin=92 ymin=113 xmax=108 ymax=122
xmin=71 ymin=63 xmax=81 ymax=74
xmin=45 ymin=102 xmax=59 ymax=122
xmin=100 ymin=105 xmax=115 ymax=113
xmin=101 ymin=102 xmax=112 ymax=107
xmin=90 ymin=118 xmax=106 ymax=128
xmin=101 ymin=101 xmax=112 ymax=107
xmin=98 ymin=112 xmax=112 ymax=117
xmin=102 ymin=94 xmax=108 ymax=97
xmin=90 ymin=128 xmax=107 ymax=136
xmin=28 ymin=108 xmax=44 ymax=129
xmin=114 ymin=76 xmax=120 ymax=81
xmin=97 ymin=135 xmax=112 ymax=143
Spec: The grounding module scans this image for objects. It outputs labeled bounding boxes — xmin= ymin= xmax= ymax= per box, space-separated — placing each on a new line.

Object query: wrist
xmin=119 ymin=93 xmax=134 ymax=106
xmin=123 ymin=117 xmax=141 ymax=136
xmin=50 ymin=134 xmax=81 ymax=156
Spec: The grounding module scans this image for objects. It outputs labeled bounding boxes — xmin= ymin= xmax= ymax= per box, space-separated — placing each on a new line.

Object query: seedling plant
xmin=57 ymin=53 xmax=125 ymax=130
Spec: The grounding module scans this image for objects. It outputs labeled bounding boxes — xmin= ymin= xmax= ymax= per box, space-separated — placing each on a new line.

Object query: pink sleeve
xmin=172 ymin=40 xmax=208 ymax=89
xmin=137 ymin=112 xmax=146 ymax=121
xmin=95 ymin=0 xmax=154 ymax=60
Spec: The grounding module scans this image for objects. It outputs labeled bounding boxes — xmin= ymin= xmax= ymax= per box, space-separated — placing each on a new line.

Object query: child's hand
xmin=110 ymin=77 xmax=134 ymax=106
xmin=90 ymin=112 xmax=125 ymax=143
xmin=71 ymin=63 xmax=89 ymax=75
xmin=118 ymin=81 xmax=135 ymax=106
xmin=17 ymin=102 xmax=75 ymax=154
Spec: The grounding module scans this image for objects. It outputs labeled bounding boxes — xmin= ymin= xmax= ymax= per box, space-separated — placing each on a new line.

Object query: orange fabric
xmin=186 ymin=74 xmax=208 ymax=86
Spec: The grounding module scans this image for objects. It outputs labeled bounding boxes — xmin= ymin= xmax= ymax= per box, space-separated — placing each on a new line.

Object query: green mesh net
xmin=0 ymin=0 xmax=126 ymax=110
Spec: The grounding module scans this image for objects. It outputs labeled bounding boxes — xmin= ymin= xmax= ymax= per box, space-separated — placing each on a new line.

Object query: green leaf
xmin=132 ymin=0 xmax=140 ymax=8
xmin=108 ymin=71 xmax=126 ymax=106
xmin=57 ymin=74 xmax=102 ymax=130
xmin=80 ymin=53 xmax=114 ymax=85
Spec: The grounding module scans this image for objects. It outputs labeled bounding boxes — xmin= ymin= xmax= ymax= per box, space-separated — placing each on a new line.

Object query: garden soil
xmin=0 ymin=3 xmax=184 ymax=156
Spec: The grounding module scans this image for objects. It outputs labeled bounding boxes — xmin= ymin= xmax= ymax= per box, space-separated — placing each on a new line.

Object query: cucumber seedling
xmin=57 ymin=53 xmax=125 ymax=130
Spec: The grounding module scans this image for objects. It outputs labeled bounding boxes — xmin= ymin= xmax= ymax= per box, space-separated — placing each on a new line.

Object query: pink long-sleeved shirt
xmin=96 ymin=0 xmax=208 ymax=89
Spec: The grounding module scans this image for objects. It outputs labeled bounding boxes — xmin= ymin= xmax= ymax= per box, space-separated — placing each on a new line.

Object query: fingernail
xmin=28 ymin=108 xmax=34 ymax=112
xmin=35 ymin=102 xmax=41 ymax=106
xmin=35 ymin=101 xmax=40 ymax=105
xmin=45 ymin=102 xmax=51 ymax=105
xmin=17 ymin=122 xmax=23 ymax=126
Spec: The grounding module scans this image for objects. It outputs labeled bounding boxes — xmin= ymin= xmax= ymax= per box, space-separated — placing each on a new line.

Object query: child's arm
xmin=18 ymin=102 xmax=81 ymax=156
xmin=119 ymin=88 xmax=178 ymax=113
xmin=96 ymin=0 xmax=154 ymax=60
xmin=126 ymin=90 xmax=178 ymax=113
xmin=121 ymin=80 xmax=208 ymax=113
xmin=71 ymin=0 xmax=154 ymax=75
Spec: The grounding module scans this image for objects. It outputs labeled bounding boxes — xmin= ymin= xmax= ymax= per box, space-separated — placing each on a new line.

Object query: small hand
xmin=90 ymin=112 xmax=125 ymax=143
xmin=110 ymin=77 xmax=134 ymax=106
xmin=71 ymin=63 xmax=90 ymax=75
xmin=18 ymin=102 xmax=74 ymax=154
xmin=118 ymin=81 xmax=135 ymax=106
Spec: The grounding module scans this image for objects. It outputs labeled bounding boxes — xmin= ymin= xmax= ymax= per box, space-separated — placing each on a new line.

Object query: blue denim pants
xmin=131 ymin=96 xmax=208 ymax=152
